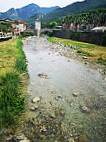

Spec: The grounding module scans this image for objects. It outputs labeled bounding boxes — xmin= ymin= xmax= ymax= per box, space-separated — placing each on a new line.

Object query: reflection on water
xmin=20 ymin=37 xmax=106 ymax=142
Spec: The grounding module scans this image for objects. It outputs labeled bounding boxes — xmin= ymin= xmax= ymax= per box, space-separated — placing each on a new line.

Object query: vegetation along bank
xmin=48 ymin=37 xmax=106 ymax=66
xmin=0 ymin=38 xmax=28 ymax=137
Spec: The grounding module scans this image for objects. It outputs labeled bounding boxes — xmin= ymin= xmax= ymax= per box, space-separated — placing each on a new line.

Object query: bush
xmin=47 ymin=32 xmax=53 ymax=37
xmin=74 ymin=32 xmax=80 ymax=40
xmin=101 ymin=33 xmax=106 ymax=46
xmin=20 ymin=32 xmax=35 ymax=38
xmin=70 ymin=32 xmax=74 ymax=39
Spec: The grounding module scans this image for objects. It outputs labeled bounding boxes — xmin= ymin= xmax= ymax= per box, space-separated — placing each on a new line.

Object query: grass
xmin=0 ymin=38 xmax=28 ymax=129
xmin=48 ymin=37 xmax=106 ymax=65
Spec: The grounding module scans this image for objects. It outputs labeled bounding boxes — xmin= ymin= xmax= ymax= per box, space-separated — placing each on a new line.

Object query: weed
xmin=0 ymin=38 xmax=27 ymax=128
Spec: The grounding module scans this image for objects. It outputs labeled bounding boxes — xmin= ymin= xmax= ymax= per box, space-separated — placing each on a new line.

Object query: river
xmin=13 ymin=37 xmax=106 ymax=142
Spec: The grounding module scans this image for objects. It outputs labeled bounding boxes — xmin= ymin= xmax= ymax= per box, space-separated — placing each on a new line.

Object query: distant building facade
xmin=0 ymin=18 xmax=27 ymax=35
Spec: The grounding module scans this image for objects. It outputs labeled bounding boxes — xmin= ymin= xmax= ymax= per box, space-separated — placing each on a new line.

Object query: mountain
xmin=16 ymin=3 xmax=41 ymax=19
xmin=0 ymin=3 xmax=60 ymax=20
xmin=41 ymin=0 xmax=106 ymax=23
xmin=25 ymin=13 xmax=44 ymax=28
xmin=0 ymin=8 xmax=19 ymax=20
xmin=41 ymin=6 xmax=60 ymax=15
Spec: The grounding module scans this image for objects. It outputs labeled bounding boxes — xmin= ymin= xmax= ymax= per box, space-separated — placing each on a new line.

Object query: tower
xmin=35 ymin=20 xmax=41 ymax=36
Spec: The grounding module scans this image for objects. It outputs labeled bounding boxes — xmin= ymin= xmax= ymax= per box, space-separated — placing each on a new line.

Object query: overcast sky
xmin=0 ymin=0 xmax=84 ymax=12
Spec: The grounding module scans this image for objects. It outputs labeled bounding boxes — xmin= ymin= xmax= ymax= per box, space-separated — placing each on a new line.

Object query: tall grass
xmin=0 ymin=38 xmax=28 ymax=128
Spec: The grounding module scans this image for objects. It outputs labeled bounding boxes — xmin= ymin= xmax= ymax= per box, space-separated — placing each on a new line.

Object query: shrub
xmin=75 ymin=32 xmax=80 ymax=40
xmin=70 ymin=32 xmax=74 ymax=39
xmin=101 ymin=33 xmax=106 ymax=46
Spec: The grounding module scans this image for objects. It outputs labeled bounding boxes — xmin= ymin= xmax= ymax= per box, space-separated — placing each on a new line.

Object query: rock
xmin=17 ymin=134 xmax=28 ymax=140
xmin=81 ymin=106 xmax=90 ymax=113
xmin=30 ymin=107 xmax=35 ymax=111
xmin=34 ymin=105 xmax=38 ymax=109
xmin=30 ymin=106 xmax=38 ymax=111
xmin=68 ymin=100 xmax=71 ymax=103
xmin=49 ymin=113 xmax=56 ymax=119
xmin=30 ymin=83 xmax=35 ymax=85
xmin=68 ymin=138 xmax=75 ymax=142
xmin=0 ymin=128 xmax=7 ymax=136
xmin=85 ymin=62 xmax=88 ymax=64
xmin=60 ymin=111 xmax=65 ymax=116
xmin=32 ymin=97 xmax=40 ymax=103
xmin=68 ymin=60 xmax=70 ymax=62
xmin=20 ymin=140 xmax=31 ymax=142
xmin=38 ymin=73 xmax=48 ymax=79
xmin=73 ymin=93 xmax=78 ymax=97
xmin=39 ymin=135 xmax=45 ymax=139
xmin=57 ymin=95 xmax=62 ymax=98
xmin=77 ymin=134 xmax=88 ymax=142
xmin=83 ymin=56 xmax=88 ymax=59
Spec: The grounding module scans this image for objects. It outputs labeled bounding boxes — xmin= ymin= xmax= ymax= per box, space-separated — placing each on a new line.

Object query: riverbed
xmin=11 ymin=37 xmax=106 ymax=142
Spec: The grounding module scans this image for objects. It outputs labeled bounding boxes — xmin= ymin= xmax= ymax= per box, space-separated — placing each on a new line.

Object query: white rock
xmin=20 ymin=140 xmax=31 ymax=142
xmin=32 ymin=97 xmax=40 ymax=103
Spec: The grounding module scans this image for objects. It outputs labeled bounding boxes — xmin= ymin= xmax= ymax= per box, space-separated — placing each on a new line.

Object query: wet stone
xmin=60 ymin=111 xmax=65 ymax=116
xmin=81 ymin=106 xmax=90 ymax=113
xmin=30 ymin=107 xmax=35 ymax=111
xmin=76 ymin=134 xmax=88 ymax=142
xmin=85 ymin=62 xmax=88 ymax=64
xmin=83 ymin=56 xmax=88 ymax=59
xmin=68 ymin=138 xmax=75 ymax=142
xmin=57 ymin=95 xmax=62 ymax=98
xmin=38 ymin=73 xmax=49 ymax=79
xmin=73 ymin=93 xmax=78 ymax=97
xmin=49 ymin=113 xmax=56 ymax=119
xmin=32 ymin=97 xmax=40 ymax=103
xmin=30 ymin=105 xmax=38 ymax=111
xmin=20 ymin=140 xmax=31 ymax=142
xmin=39 ymin=135 xmax=46 ymax=139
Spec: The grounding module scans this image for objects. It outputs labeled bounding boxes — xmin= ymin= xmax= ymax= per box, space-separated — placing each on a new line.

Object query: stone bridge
xmin=23 ymin=28 xmax=55 ymax=35
xmin=40 ymin=28 xmax=54 ymax=34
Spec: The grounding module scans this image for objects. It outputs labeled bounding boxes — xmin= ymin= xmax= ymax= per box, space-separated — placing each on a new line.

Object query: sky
xmin=0 ymin=0 xmax=84 ymax=12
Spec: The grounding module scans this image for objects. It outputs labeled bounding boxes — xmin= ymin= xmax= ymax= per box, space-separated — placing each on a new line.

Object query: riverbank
xmin=0 ymin=38 xmax=28 ymax=140
xmin=5 ymin=37 xmax=105 ymax=142
xmin=48 ymin=37 xmax=106 ymax=66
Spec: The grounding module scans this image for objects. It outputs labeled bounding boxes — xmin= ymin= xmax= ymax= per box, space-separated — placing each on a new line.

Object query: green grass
xmin=0 ymin=38 xmax=28 ymax=129
xmin=48 ymin=37 xmax=106 ymax=65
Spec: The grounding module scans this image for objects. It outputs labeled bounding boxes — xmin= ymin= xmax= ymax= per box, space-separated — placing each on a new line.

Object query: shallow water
xmin=21 ymin=37 xmax=106 ymax=142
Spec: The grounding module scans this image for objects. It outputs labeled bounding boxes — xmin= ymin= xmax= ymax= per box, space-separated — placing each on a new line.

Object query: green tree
xmin=48 ymin=21 xmax=58 ymax=29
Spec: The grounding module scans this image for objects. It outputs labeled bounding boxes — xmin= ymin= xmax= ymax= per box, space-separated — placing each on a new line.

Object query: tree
xmin=48 ymin=21 xmax=58 ymax=29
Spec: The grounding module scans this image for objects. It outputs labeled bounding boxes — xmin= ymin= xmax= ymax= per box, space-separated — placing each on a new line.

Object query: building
xmin=0 ymin=19 xmax=5 ymax=23
xmin=35 ymin=20 xmax=41 ymax=36
xmin=14 ymin=20 xmax=27 ymax=35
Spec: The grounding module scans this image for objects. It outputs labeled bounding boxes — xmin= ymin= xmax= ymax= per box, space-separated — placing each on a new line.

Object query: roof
xmin=14 ymin=20 xmax=26 ymax=24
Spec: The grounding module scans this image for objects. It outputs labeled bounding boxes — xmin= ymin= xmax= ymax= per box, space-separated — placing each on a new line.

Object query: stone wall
xmin=53 ymin=30 xmax=106 ymax=46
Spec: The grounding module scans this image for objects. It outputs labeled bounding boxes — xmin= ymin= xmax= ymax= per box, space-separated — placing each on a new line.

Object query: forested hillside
xmin=41 ymin=0 xmax=106 ymax=23
xmin=57 ymin=8 xmax=106 ymax=30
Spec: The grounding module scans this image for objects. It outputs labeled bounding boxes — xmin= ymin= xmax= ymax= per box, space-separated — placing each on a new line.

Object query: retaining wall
xmin=53 ymin=30 xmax=106 ymax=46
